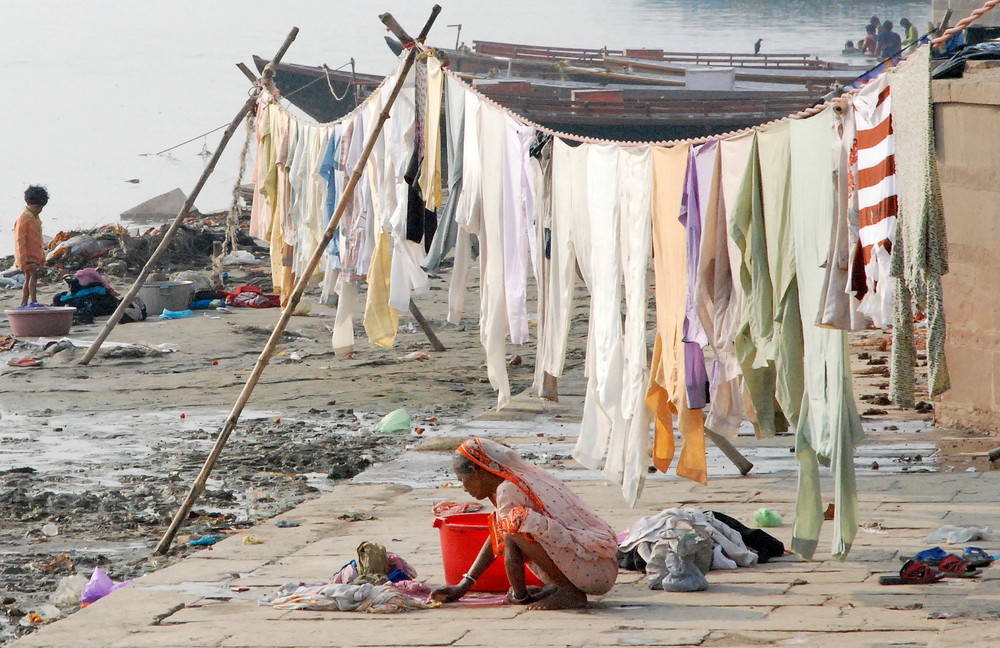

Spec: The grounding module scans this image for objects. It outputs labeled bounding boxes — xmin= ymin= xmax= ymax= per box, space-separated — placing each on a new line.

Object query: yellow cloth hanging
xmin=363 ymin=228 xmax=399 ymax=348
xmin=419 ymin=56 xmax=445 ymax=210
xmin=645 ymin=144 xmax=708 ymax=485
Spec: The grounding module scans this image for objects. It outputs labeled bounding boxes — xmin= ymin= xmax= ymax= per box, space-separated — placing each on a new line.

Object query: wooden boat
xmin=468 ymin=77 xmax=820 ymax=140
xmin=601 ymin=55 xmax=867 ymax=88
xmin=552 ymin=64 xmax=815 ymax=92
xmin=258 ymin=51 xmax=824 ymax=140
xmin=252 ymin=55 xmax=385 ymax=120
xmin=472 ymin=39 xmax=854 ymax=70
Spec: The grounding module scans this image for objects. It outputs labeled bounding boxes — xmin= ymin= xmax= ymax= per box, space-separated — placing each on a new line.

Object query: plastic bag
xmin=222 ymin=250 xmax=261 ymax=266
xmin=159 ymin=309 xmax=195 ymax=320
xmin=49 ymin=574 xmax=89 ymax=607
xmin=922 ymin=525 xmax=1000 ymax=544
xmin=753 ymin=508 xmax=784 ymax=528
xmin=373 ymin=408 xmax=411 ymax=434
xmin=80 ymin=567 xmax=132 ymax=604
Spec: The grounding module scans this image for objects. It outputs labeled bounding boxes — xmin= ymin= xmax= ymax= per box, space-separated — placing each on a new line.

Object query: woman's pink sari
xmin=458 ymin=438 xmax=619 ymax=595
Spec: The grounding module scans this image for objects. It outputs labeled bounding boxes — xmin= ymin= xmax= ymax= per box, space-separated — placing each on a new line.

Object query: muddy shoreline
xmin=0 ymin=252 xmax=559 ymax=644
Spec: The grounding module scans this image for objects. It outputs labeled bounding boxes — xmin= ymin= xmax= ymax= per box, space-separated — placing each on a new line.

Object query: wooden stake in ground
xmin=154 ymin=6 xmax=442 ymax=556
xmin=78 ymin=28 xmax=301 ymax=366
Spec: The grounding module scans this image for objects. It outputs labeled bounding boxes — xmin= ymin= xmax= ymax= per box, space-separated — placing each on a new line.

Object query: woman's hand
xmin=430 ymin=583 xmax=470 ymax=603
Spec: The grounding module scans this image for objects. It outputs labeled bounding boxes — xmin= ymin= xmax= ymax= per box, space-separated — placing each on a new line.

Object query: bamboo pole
xmin=153 ymin=7 xmax=442 ymax=556
xmin=408 ymin=299 xmax=446 ymax=352
xmin=236 ymin=62 xmax=259 ymax=84
xmin=79 ymin=28 xmax=301 ymax=366
xmin=705 ymin=428 xmax=753 ymax=476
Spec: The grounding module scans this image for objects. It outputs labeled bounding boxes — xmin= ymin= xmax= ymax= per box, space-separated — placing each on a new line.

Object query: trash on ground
xmin=159 ymin=309 xmax=195 ymax=320
xmin=753 ymin=508 xmax=784 ymax=528
xmin=81 ymin=567 xmax=132 ymax=605
xmin=923 ymin=525 xmax=1000 ymax=544
xmin=374 ymin=408 xmax=411 ymax=434
xmin=49 ymin=574 xmax=89 ymax=607
xmin=223 ymin=250 xmax=261 ymax=265
xmin=188 ymin=535 xmax=221 ymax=547
xmin=7 ymin=357 xmax=43 ymax=368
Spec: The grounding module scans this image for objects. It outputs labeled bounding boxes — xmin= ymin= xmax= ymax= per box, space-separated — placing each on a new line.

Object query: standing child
xmin=14 ymin=185 xmax=49 ymax=307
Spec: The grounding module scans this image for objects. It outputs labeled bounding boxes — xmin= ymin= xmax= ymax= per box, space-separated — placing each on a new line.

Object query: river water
xmin=0 ymin=0 xmax=931 ymax=256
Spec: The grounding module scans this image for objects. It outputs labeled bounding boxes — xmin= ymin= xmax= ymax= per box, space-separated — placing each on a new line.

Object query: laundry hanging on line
xmin=247 ymin=45 xmax=948 ymax=560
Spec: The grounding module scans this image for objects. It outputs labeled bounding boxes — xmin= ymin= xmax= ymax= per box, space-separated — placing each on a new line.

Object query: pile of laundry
xmin=261 ymin=541 xmax=435 ymax=614
xmin=616 ymin=508 xmax=785 ymax=592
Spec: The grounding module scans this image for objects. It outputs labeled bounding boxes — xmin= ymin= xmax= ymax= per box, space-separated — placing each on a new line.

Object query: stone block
xmin=133 ymin=558 xmax=269 ymax=586
xmin=941 ymin=345 xmax=993 ymax=410
xmin=456 ymin=627 xmax=708 ymax=646
xmin=109 ymin=622 xmax=236 ymax=648
xmin=215 ymin=617 xmax=466 ymax=647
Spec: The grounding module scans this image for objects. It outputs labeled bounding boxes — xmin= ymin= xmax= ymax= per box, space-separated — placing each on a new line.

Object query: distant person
xmin=860 ymin=24 xmax=878 ymax=56
xmin=900 ymin=17 xmax=919 ymax=51
xmin=754 ymin=38 xmax=763 ymax=55
xmin=877 ymin=20 xmax=902 ymax=60
xmin=842 ymin=40 xmax=859 ymax=55
xmin=14 ymin=185 xmax=48 ymax=307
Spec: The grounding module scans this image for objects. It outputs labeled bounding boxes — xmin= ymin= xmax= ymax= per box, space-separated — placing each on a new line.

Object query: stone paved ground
xmin=10 ymin=388 xmax=1000 ymax=648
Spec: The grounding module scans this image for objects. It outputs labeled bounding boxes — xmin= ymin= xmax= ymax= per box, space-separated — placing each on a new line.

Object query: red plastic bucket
xmin=433 ymin=512 xmax=543 ymax=592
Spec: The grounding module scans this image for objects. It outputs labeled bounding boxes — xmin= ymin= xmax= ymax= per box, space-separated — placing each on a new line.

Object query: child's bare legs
xmin=20 ymin=267 xmax=38 ymax=306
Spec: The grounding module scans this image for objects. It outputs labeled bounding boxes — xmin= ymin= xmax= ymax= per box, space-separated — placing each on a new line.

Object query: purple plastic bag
xmin=81 ymin=567 xmax=132 ymax=604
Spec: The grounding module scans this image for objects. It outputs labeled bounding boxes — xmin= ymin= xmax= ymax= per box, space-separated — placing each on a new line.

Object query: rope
xmin=227 ymin=112 xmax=254 ymax=255
xmin=932 ymin=0 xmax=1000 ymax=46
xmin=146 ymin=122 xmax=230 ymax=157
xmin=149 ymin=60 xmax=356 ymax=157
xmin=210 ymin=111 xmax=254 ymax=287
xmin=267 ymin=60 xmax=396 ymax=128
xmin=323 ymin=58 xmax=356 ymax=101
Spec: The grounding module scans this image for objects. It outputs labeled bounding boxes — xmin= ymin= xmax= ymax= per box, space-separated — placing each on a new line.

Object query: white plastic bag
xmin=49 ymin=574 xmax=89 ymax=607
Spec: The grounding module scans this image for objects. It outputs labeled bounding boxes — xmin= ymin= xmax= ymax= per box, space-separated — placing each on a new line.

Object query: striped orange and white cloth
xmin=850 ymin=73 xmax=897 ymax=327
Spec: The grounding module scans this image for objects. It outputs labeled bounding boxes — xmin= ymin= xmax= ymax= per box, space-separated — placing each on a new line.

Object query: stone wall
xmin=933 ymin=61 xmax=1000 ymax=431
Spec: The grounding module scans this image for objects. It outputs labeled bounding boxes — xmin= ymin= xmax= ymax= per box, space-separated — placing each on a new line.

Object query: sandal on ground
xmin=6 ymin=357 xmax=42 ymax=368
xmin=936 ymin=554 xmax=982 ymax=578
xmin=899 ymin=546 xmax=949 ymax=565
xmin=963 ymin=546 xmax=994 ymax=568
xmin=879 ymin=559 xmax=946 ymax=585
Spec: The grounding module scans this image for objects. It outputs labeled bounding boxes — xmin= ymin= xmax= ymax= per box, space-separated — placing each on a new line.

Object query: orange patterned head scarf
xmin=457 ymin=437 xmax=551 ymax=514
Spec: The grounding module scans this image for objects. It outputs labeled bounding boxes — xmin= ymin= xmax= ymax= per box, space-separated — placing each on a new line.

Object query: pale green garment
xmin=757 ymin=123 xmax=804 ymax=428
xmin=789 ymin=109 xmax=864 ymax=560
xmin=720 ymin=132 xmax=778 ymax=438
xmin=888 ymin=45 xmax=950 ymax=405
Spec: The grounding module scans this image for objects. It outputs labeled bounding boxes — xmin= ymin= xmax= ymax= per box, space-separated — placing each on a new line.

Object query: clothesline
xmin=931 ymin=0 xmax=1000 ymax=46
xmin=437 ymin=47 xmax=926 ymax=149
xmin=432 ymin=0 xmax=1000 ymax=151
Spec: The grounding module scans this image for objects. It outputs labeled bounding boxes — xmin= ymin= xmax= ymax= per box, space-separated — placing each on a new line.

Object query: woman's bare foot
xmin=526 ymin=586 xmax=587 ymax=610
xmin=507 ymin=584 xmax=558 ymax=605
